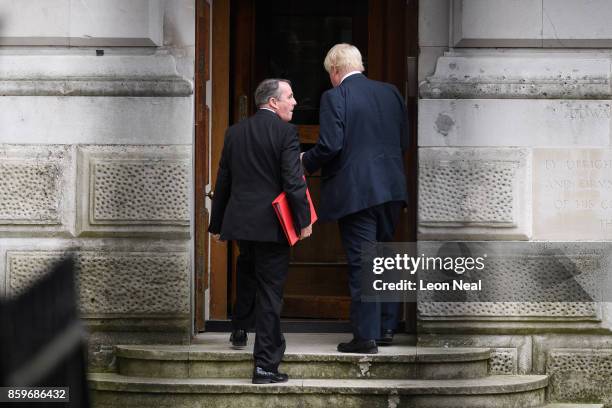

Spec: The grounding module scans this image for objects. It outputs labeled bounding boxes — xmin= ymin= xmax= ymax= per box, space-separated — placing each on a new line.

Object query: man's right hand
xmin=300 ymin=224 xmax=312 ymax=240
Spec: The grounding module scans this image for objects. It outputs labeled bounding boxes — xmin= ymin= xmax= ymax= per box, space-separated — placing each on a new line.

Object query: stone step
xmin=90 ymin=373 xmax=548 ymax=408
xmin=116 ymin=333 xmax=491 ymax=380
xmin=540 ymin=405 xmax=604 ymax=408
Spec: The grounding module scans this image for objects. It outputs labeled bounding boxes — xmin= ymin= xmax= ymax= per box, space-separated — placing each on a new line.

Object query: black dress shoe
xmin=376 ymin=329 xmax=394 ymax=346
xmin=230 ymin=329 xmax=247 ymax=349
xmin=337 ymin=338 xmax=378 ymax=354
xmin=252 ymin=366 xmax=289 ymax=384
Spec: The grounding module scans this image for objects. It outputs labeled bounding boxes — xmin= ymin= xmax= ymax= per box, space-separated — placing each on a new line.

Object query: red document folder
xmin=272 ymin=188 xmax=318 ymax=246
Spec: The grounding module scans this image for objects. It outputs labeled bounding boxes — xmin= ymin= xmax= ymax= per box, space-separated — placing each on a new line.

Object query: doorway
xmin=207 ymin=0 xmax=417 ymax=327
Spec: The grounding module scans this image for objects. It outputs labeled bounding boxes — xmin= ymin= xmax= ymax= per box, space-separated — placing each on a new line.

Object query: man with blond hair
xmin=302 ymin=43 xmax=409 ymax=353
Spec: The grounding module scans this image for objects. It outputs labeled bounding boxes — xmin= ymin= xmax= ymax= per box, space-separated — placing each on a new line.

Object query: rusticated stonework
xmin=91 ymin=160 xmax=189 ymax=223
xmin=547 ymin=349 xmax=612 ymax=404
xmin=0 ymin=145 xmax=72 ymax=235
xmin=0 ymin=162 xmax=61 ymax=224
xmin=419 ymin=160 xmax=516 ymax=225
xmin=77 ymin=146 xmax=191 ymax=237
xmin=418 ymin=302 xmax=598 ymax=318
xmin=489 ymin=348 xmax=517 ymax=375
xmin=418 ymin=148 xmax=531 ymax=240
xmin=7 ymin=251 xmax=189 ymax=315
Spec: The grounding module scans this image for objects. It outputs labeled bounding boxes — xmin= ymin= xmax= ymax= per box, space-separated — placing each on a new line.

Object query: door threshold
xmin=203 ymin=320 xmax=407 ymax=333
xmin=204 ymin=319 xmax=352 ymax=333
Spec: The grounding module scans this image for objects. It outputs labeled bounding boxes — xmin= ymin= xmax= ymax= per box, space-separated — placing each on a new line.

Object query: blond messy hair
xmin=323 ymin=43 xmax=364 ymax=74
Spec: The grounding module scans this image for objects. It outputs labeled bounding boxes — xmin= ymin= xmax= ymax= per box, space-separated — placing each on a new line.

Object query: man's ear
xmin=268 ymin=97 xmax=278 ymax=110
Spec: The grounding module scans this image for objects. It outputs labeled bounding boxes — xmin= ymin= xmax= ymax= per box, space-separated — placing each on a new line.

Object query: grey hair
xmin=254 ymin=78 xmax=291 ymax=107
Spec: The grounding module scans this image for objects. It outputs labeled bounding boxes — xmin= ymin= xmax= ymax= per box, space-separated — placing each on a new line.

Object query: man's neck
xmin=260 ymin=107 xmax=275 ymax=114
xmin=339 ymin=70 xmax=362 ymax=84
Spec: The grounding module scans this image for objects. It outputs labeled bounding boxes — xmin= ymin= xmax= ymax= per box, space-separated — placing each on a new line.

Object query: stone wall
xmin=0 ymin=0 xmax=196 ymax=371
xmin=419 ymin=1 xmax=612 ymax=404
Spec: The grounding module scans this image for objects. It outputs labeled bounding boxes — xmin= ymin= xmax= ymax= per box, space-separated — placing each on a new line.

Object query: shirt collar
xmin=260 ymin=107 xmax=276 ymax=114
xmin=340 ymin=71 xmax=362 ymax=84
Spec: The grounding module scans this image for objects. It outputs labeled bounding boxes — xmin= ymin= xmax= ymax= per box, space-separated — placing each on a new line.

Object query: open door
xmin=208 ymin=0 xmax=417 ymax=325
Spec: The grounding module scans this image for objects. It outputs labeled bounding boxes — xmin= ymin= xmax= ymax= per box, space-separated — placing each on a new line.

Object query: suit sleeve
xmin=281 ymin=126 xmax=311 ymax=231
xmin=208 ymin=130 xmax=232 ymax=234
xmin=302 ymin=90 xmax=345 ymax=174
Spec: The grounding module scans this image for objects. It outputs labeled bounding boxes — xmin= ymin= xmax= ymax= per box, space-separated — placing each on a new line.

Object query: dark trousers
xmin=338 ymin=201 xmax=403 ymax=341
xmin=232 ymin=252 xmax=256 ymax=331
xmin=233 ymin=240 xmax=289 ymax=372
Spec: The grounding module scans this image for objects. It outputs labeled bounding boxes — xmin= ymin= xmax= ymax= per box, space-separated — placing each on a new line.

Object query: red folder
xmin=272 ymin=188 xmax=318 ymax=246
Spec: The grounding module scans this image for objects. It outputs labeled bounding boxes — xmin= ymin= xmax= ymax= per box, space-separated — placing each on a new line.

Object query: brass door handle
xmin=205 ymin=190 xmax=214 ymax=200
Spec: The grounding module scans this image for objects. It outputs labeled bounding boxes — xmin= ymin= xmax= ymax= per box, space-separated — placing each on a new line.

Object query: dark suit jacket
xmin=208 ymin=109 xmax=311 ymax=243
xmin=302 ymin=73 xmax=409 ymax=221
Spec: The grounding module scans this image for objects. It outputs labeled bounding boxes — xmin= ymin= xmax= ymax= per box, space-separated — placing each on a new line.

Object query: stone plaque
xmin=534 ymin=148 xmax=612 ymax=240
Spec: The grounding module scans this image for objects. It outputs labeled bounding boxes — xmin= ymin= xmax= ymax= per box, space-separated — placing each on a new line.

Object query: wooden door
xmin=215 ymin=0 xmax=416 ymax=322
xmin=194 ymin=0 xmax=211 ymax=331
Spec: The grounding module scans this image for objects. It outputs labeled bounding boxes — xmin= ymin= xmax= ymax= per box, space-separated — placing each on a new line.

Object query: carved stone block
xmin=77 ymin=146 xmax=191 ymax=237
xmin=534 ymin=148 xmax=612 ymax=240
xmin=0 ymin=145 xmax=73 ymax=236
xmin=489 ymin=348 xmax=517 ymax=375
xmin=418 ymin=302 xmax=599 ymax=319
xmin=547 ymin=349 xmax=612 ymax=405
xmin=418 ymin=148 xmax=531 ymax=239
xmin=6 ymin=249 xmax=190 ymax=315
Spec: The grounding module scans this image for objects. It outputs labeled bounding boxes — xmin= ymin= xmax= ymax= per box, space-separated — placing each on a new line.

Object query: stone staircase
xmin=88 ymin=333 xmax=603 ymax=408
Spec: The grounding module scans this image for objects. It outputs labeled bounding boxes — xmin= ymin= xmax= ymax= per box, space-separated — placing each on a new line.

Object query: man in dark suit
xmin=209 ymin=78 xmax=312 ymax=383
xmin=302 ymin=43 xmax=408 ymax=354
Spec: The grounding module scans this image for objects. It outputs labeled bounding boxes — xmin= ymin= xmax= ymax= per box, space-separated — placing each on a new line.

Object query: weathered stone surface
xmin=532 ymin=335 xmax=612 ymax=374
xmin=418 ymin=148 xmax=531 ymax=239
xmin=543 ymin=0 xmax=612 ymax=47
xmin=6 ymin=249 xmax=190 ymax=315
xmin=115 ymin=334 xmax=491 ymax=380
xmin=88 ymin=330 xmax=190 ymax=373
xmin=77 ymin=145 xmax=191 ymax=237
xmin=69 ymin=0 xmax=163 ymax=46
xmin=0 ymin=53 xmax=192 ymax=97
xmin=89 ymin=374 xmax=548 ymax=408
xmin=0 ymin=0 xmax=70 ymax=46
xmin=0 ymin=78 xmax=192 ymax=97
xmin=0 ymin=145 xmax=73 ymax=236
xmin=419 ymin=47 xmax=447 ymax=83
xmin=547 ymin=349 xmax=612 ymax=406
xmin=419 ymin=99 xmax=610 ymax=147
xmin=420 ymin=53 xmax=610 ymax=99
xmin=419 ymin=302 xmax=599 ymax=319
xmin=451 ymin=0 xmax=612 ymax=48
xmin=419 ymin=0 xmax=449 ymax=47
xmin=0 ymin=96 xmax=193 ymax=144
xmin=489 ymin=348 xmax=517 ymax=375
xmin=419 ymin=334 xmax=531 ymax=375
xmin=533 ymin=149 xmax=612 ymax=240
xmin=452 ymin=0 xmax=543 ymax=47
xmin=0 ymin=0 xmax=163 ymax=46
xmin=0 ymin=54 xmax=187 ymax=80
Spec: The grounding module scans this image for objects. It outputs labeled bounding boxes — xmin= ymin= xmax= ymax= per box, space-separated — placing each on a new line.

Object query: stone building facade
xmin=0 ymin=0 xmax=197 ymax=371
xmin=2 ymin=0 xmax=612 ymax=405
xmin=419 ymin=0 xmax=612 ymax=404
